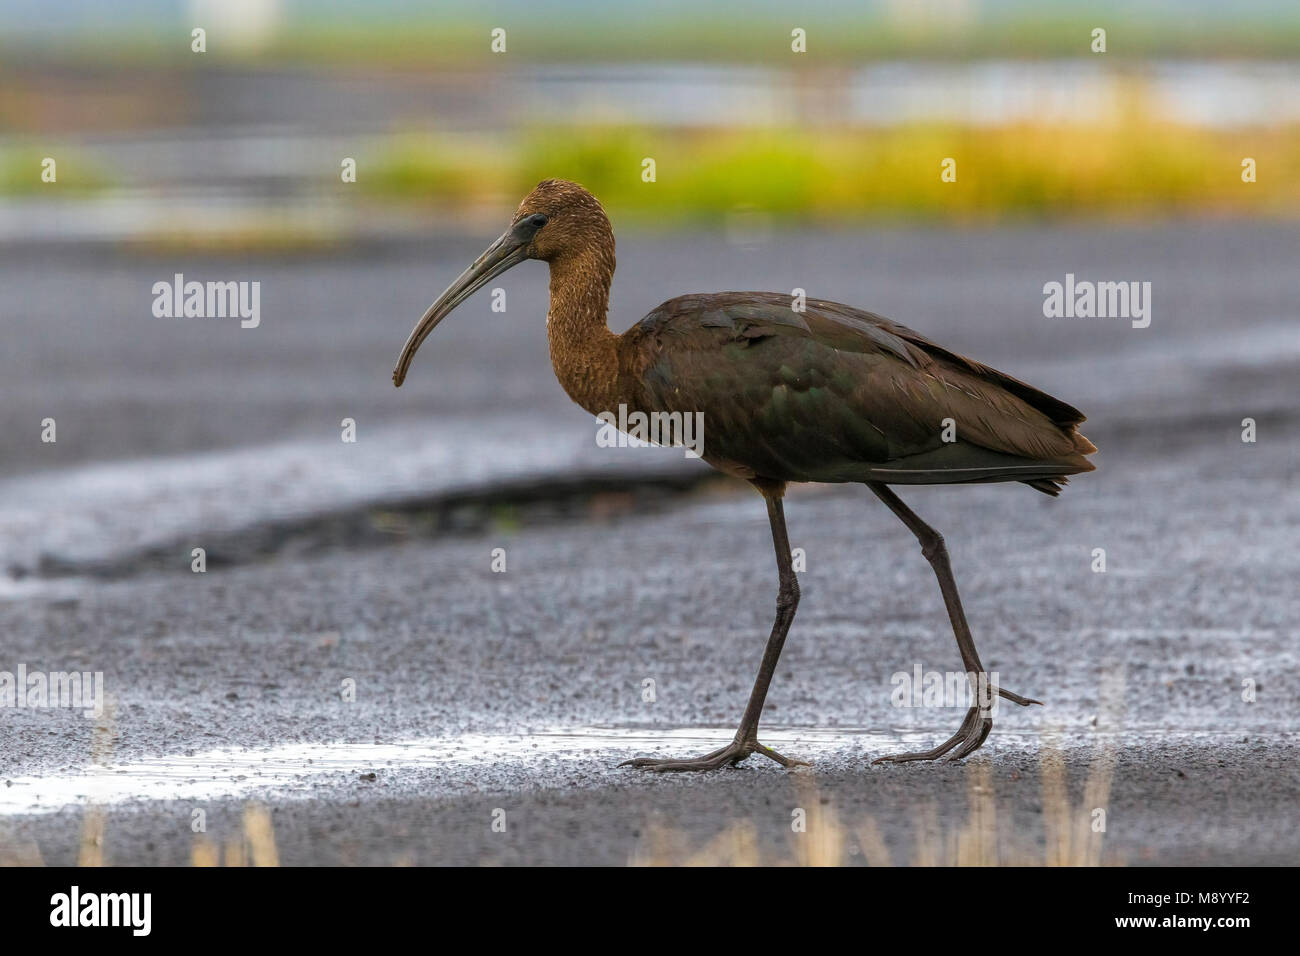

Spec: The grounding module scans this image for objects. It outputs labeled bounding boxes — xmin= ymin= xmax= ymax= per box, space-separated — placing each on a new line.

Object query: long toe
xmin=619 ymin=739 xmax=809 ymax=773
xmin=872 ymin=737 xmax=965 ymax=764
xmin=873 ymin=706 xmax=992 ymax=764
xmin=621 ymin=753 xmax=738 ymax=773
xmin=618 ymin=743 xmax=732 ymax=768
xmin=753 ymin=742 xmax=811 ymax=768
xmin=997 ymin=686 xmax=1043 ymax=707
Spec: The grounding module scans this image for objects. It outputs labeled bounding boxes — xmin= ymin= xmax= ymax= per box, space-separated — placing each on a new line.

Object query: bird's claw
xmin=873 ymin=688 xmax=1041 ymax=765
xmin=873 ymin=705 xmax=991 ymax=764
xmin=620 ymin=738 xmax=810 ymax=773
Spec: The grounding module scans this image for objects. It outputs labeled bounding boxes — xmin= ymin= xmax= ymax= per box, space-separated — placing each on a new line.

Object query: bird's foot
xmin=873 ymin=690 xmax=1040 ymax=765
xmin=620 ymin=736 xmax=810 ymax=773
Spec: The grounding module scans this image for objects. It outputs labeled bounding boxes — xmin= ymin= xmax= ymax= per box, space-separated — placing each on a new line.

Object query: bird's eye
xmin=512 ymin=213 xmax=548 ymax=241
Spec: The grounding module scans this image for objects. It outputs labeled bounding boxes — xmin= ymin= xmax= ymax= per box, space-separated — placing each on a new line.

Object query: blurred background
xmin=4 ymin=0 xmax=1300 ymax=242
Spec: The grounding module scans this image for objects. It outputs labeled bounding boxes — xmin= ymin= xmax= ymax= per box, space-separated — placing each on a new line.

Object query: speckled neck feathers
xmin=545 ymin=238 xmax=624 ymax=417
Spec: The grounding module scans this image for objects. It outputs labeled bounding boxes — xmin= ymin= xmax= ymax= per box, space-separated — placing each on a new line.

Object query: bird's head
xmin=392 ymin=178 xmax=611 ymax=387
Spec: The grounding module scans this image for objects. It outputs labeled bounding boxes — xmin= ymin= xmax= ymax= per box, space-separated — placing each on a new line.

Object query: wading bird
xmin=394 ymin=180 xmax=1095 ymax=772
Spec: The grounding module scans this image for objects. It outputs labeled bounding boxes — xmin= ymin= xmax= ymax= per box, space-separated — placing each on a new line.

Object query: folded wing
xmin=629 ymin=292 xmax=1095 ymax=493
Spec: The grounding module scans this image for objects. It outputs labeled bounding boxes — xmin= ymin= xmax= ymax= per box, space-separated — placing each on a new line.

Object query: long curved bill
xmin=392 ymin=230 xmax=531 ymax=386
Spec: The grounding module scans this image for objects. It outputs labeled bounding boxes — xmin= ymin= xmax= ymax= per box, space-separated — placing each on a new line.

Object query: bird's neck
xmin=545 ymin=248 xmax=624 ymax=417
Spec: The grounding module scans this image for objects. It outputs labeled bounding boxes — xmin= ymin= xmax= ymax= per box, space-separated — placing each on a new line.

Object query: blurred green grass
xmin=8 ymin=120 xmax=1296 ymax=227
xmin=365 ymin=121 xmax=1300 ymax=224
xmin=0 ymin=148 xmax=110 ymax=195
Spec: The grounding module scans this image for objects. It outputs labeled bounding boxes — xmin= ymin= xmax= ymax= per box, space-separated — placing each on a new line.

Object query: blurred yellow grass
xmin=190 ymin=804 xmax=279 ymax=867
xmin=632 ymin=667 xmax=1127 ymax=867
xmin=3 ymin=733 xmax=1116 ymax=867
xmin=631 ymin=733 xmax=1118 ymax=867
xmin=367 ymin=120 xmax=1300 ymax=224
xmin=8 ymin=119 xmax=1294 ymax=227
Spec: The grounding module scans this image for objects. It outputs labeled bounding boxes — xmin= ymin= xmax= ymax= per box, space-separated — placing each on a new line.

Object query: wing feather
xmin=630 ymin=292 xmax=1095 ymax=484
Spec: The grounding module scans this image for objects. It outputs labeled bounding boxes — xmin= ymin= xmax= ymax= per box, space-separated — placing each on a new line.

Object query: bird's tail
xmin=1022 ymin=476 xmax=1070 ymax=497
xmin=1021 ymin=430 xmax=1096 ymax=496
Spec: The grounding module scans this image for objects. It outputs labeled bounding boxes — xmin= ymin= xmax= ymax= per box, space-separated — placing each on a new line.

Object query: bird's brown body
xmin=621 ymin=292 xmax=1094 ymax=491
xmin=506 ymin=180 xmax=1093 ymax=494
xmin=394 ymin=179 xmax=1095 ymax=771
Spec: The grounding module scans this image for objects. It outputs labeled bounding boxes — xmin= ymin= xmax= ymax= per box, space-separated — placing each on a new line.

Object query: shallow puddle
xmin=0 ymin=726 xmax=938 ymax=815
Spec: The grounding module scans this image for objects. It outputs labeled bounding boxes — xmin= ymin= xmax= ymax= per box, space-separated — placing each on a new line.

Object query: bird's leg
xmin=621 ymin=484 xmax=810 ymax=773
xmin=865 ymin=482 xmax=1041 ymax=764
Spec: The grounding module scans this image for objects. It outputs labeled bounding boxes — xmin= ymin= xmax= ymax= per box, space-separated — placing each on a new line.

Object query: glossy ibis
xmin=393 ymin=179 xmax=1095 ymax=772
